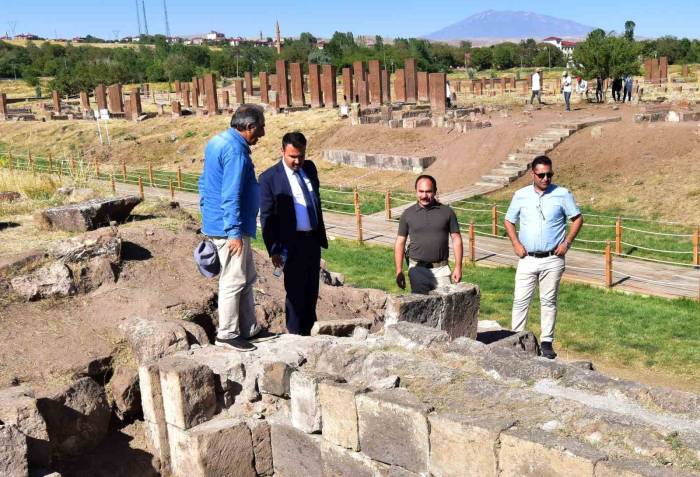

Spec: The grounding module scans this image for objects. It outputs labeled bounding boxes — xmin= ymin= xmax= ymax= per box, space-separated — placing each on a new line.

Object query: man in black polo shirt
xmin=394 ymin=175 xmax=463 ymax=294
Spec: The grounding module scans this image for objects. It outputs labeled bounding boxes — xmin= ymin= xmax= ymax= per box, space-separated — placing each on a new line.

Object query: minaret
xmin=275 ymin=21 xmax=281 ymax=54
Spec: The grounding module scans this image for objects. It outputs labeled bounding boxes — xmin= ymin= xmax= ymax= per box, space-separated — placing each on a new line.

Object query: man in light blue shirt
xmin=199 ymin=104 xmax=265 ymax=351
xmin=504 ymin=155 xmax=583 ymax=359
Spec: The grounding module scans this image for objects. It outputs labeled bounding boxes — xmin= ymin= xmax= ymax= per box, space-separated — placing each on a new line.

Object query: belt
xmin=295 ymin=230 xmax=315 ymax=237
xmin=412 ymin=259 xmax=448 ymax=269
xmin=527 ymin=251 xmax=556 ymax=258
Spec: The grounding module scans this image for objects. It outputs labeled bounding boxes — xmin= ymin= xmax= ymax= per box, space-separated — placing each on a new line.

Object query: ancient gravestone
xmin=322 ymin=64 xmax=337 ymax=108
xmin=0 ymin=92 xmax=8 ymax=119
xmin=417 ymin=71 xmax=429 ymax=102
xmin=35 ymin=195 xmax=142 ymax=232
xmin=342 ymin=67 xmax=353 ymax=103
xmin=276 ymin=60 xmax=290 ymax=107
xmin=308 ymin=63 xmax=323 ymax=108
xmin=129 ymin=88 xmax=142 ymax=120
xmin=394 ymin=69 xmax=407 ymax=102
xmin=290 ymin=62 xmax=306 ymax=107
xmin=260 ymin=71 xmax=270 ymax=104
xmin=52 ymin=90 xmax=61 ymax=115
xmin=191 ymin=76 xmax=200 ymax=108
xmin=203 ymin=73 xmax=218 ymax=114
xmin=234 ymin=79 xmax=245 ymax=104
xmin=404 ymin=58 xmax=417 ymax=103
xmin=181 ymin=83 xmax=191 ymax=108
xmin=368 ymin=59 xmax=383 ymax=106
xmin=107 ymin=84 xmax=123 ymax=113
xmin=220 ymin=90 xmax=229 ymax=109
xmin=244 ymin=71 xmax=253 ymax=97
xmin=353 ymin=60 xmax=365 ymax=102
xmin=381 ymin=69 xmax=391 ymax=104
xmin=429 ymin=72 xmax=447 ymax=115
xmin=80 ymin=91 xmax=90 ymax=112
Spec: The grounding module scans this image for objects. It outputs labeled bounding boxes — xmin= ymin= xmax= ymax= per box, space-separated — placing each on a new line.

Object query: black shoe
xmin=541 ymin=341 xmax=557 ymax=359
xmin=215 ymin=337 xmax=257 ymax=352
xmin=248 ymin=330 xmax=280 ymax=343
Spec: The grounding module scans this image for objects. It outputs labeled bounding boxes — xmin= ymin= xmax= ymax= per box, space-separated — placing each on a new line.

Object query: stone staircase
xmin=475 ymin=116 xmax=621 ymax=189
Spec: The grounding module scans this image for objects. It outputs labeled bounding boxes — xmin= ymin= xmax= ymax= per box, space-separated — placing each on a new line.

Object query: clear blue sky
xmin=3 ymin=0 xmax=698 ymax=40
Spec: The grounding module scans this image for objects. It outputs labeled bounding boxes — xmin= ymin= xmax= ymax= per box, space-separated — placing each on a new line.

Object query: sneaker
xmin=248 ymin=330 xmax=280 ymax=343
xmin=540 ymin=341 xmax=557 ymax=359
xmin=215 ymin=337 xmax=257 ymax=352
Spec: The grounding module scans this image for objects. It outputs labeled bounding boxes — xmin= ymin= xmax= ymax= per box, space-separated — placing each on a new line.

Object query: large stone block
xmin=594 ymin=458 xmax=697 ymax=477
xmin=384 ymin=322 xmax=450 ymax=351
xmin=318 ymin=381 xmax=361 ymax=450
xmin=270 ymin=419 xmax=323 ymax=477
xmin=429 ymin=413 xmax=514 ymax=477
xmin=385 ymin=282 xmax=480 ymax=339
xmin=168 ymin=417 xmax=255 ymax=477
xmin=499 ymin=428 xmax=605 ymax=476
xmin=120 ymin=317 xmax=190 ymax=364
xmin=35 ymin=196 xmax=142 ymax=232
xmin=290 ymin=371 xmax=339 ymax=434
xmin=0 ymin=386 xmax=50 ymax=469
xmin=158 ymin=357 xmax=217 ymax=430
xmin=259 ymin=361 xmax=294 ymax=397
xmin=36 ymin=377 xmax=111 ymax=456
xmin=321 ymin=440 xmax=375 ymax=477
xmin=310 ymin=318 xmax=373 ymax=337
xmin=356 ymin=388 xmax=431 ymax=473
xmin=0 ymin=425 xmax=28 ymax=477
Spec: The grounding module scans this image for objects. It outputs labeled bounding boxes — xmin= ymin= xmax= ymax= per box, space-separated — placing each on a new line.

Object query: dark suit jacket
xmin=259 ymin=160 xmax=328 ymax=257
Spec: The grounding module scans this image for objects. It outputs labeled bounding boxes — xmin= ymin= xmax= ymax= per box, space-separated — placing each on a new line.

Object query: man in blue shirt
xmin=199 ymin=104 xmax=265 ymax=351
xmin=504 ymin=155 xmax=583 ymax=359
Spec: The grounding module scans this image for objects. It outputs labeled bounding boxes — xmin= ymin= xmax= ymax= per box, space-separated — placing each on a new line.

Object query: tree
xmin=624 ymin=21 xmax=636 ymax=41
xmin=533 ymin=44 xmax=565 ymax=67
xmin=492 ymin=42 xmax=517 ymax=69
xmin=469 ymin=47 xmax=493 ymax=70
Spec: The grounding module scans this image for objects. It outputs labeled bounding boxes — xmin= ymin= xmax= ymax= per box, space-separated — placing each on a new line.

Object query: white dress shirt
xmin=282 ymin=159 xmax=315 ymax=231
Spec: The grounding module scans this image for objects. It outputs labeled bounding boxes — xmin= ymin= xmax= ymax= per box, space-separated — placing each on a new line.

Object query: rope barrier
xmin=620 ymin=225 xmax=695 ymax=237
xmin=619 ymin=241 xmax=693 ymax=254
xmin=616 ymin=252 xmax=698 ymax=268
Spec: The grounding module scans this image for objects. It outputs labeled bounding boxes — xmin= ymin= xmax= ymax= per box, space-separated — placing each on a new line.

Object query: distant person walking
xmin=576 ymin=77 xmax=588 ymax=101
xmin=612 ymin=77 xmax=623 ymax=102
xmin=504 ymin=156 xmax=583 ymax=359
xmin=562 ymin=72 xmax=573 ymax=111
xmin=199 ymin=105 xmax=267 ymax=351
xmin=394 ymin=175 xmax=463 ymax=294
xmin=530 ymin=68 xmax=542 ymax=105
xmin=623 ymin=75 xmax=634 ymax=103
xmin=445 ymin=80 xmax=452 ymax=108
xmin=595 ymin=76 xmax=604 ymax=103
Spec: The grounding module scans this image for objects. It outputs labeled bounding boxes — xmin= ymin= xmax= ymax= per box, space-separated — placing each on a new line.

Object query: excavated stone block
xmin=318 ymin=381 xmax=362 ymax=450
xmin=321 ymin=440 xmax=376 ymax=477
xmin=259 ymin=361 xmax=294 ymax=397
xmin=270 ymin=419 xmax=323 ymax=477
xmin=356 ymin=388 xmax=432 ymax=473
xmin=486 ymin=330 xmax=540 ymax=356
xmin=499 ymin=428 xmax=606 ymax=476
xmin=109 ymin=366 xmax=141 ymax=419
xmin=35 ymin=196 xmax=141 ymax=232
xmin=0 ymin=386 xmax=50 ymax=469
xmin=384 ymin=322 xmax=450 ymax=351
xmin=310 ymin=318 xmax=373 ymax=337
xmin=158 ymin=357 xmax=217 ymax=430
xmin=594 ymin=458 xmax=697 ymax=477
xmin=290 ymin=371 xmax=340 ymax=434
xmin=429 ymin=413 xmax=515 ymax=477
xmin=10 ymin=262 xmax=75 ymax=301
xmin=247 ymin=418 xmax=273 ymax=476
xmin=385 ymin=283 xmax=479 ymax=339
xmin=120 ymin=317 xmax=189 ymax=364
xmin=0 ymin=424 xmax=28 ymax=477
xmin=167 ymin=418 xmax=255 ymax=477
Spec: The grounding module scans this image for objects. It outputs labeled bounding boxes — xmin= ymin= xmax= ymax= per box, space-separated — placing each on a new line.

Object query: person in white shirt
xmin=530 ymin=68 xmax=542 ymax=105
xmin=576 ymin=77 xmax=588 ymax=101
xmin=445 ymin=81 xmax=452 ymax=107
xmin=562 ymin=72 xmax=573 ymax=111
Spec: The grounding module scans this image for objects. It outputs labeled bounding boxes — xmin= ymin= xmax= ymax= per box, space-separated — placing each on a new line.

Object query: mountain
xmin=425 ymin=10 xmax=595 ymax=41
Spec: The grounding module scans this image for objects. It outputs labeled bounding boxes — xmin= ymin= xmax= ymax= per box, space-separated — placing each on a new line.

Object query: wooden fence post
xmin=48 ymin=153 xmax=53 ymax=175
xmin=385 ymin=190 xmax=392 ymax=221
xmin=491 ymin=205 xmax=498 ymax=236
xmin=693 ymin=229 xmax=699 ymax=267
xmin=354 ymin=188 xmax=363 ymax=243
xmin=121 ymin=161 xmax=127 ymax=183
xmin=605 ymin=240 xmax=613 ymax=288
xmin=138 ymin=177 xmax=144 ymax=199
xmin=28 ymin=151 xmax=34 ymax=175
xmin=169 ymin=179 xmax=175 ymax=200
xmin=177 ymin=166 xmax=183 ymax=190
xmin=94 ymin=160 xmax=100 ymax=179
xmin=148 ymin=162 xmax=154 ymax=187
xmin=7 ymin=151 xmax=13 ymax=170
xmin=615 ymin=216 xmax=622 ymax=256
xmin=469 ymin=222 xmax=475 ymax=262
xmin=110 ymin=174 xmax=116 ymax=195
xmin=70 ymin=156 xmax=76 ymax=176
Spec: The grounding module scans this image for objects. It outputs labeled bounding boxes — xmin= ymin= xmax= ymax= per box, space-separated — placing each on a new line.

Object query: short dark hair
xmin=230 ymin=104 xmax=265 ymax=131
xmin=282 ymin=131 xmax=307 ymax=150
xmin=414 ymin=174 xmax=437 ymax=192
xmin=531 ymin=155 xmax=552 ymax=170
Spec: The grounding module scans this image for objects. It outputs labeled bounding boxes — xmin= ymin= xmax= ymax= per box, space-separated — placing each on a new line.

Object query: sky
xmin=2 ymin=0 xmax=699 ymax=40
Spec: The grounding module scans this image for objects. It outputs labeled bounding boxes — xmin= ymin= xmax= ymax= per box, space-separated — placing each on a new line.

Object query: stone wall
xmin=323 ymin=149 xmax=436 ymax=173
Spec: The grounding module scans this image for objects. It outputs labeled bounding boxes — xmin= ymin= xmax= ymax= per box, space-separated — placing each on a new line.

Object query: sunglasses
xmin=534 ymin=172 xmax=554 ymax=179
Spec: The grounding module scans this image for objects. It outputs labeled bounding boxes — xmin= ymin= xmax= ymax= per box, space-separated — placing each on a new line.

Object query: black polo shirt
xmin=398 ymin=202 xmax=460 ymax=263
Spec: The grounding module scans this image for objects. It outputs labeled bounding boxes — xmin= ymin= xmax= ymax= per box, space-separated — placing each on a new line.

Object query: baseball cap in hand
xmin=194 ymin=239 xmax=220 ymax=278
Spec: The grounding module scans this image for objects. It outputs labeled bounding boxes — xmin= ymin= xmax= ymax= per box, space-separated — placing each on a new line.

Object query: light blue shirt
xmin=505 ymin=184 xmax=581 ymax=253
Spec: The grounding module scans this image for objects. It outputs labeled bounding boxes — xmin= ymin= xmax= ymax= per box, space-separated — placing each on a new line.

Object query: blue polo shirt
xmin=505 ymin=184 xmax=580 ymax=253
xmin=199 ymin=128 xmax=260 ymax=239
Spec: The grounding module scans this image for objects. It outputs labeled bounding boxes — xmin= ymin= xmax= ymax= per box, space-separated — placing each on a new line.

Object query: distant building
xmin=205 ymin=31 xmax=225 ymax=41
xmin=14 ymin=33 xmax=42 ymax=41
xmin=72 ymin=37 xmax=87 ymax=43
xmin=543 ymin=36 xmax=578 ymax=57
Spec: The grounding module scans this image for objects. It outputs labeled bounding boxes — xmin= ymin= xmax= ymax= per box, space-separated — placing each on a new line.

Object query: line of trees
xmin=2 ymin=27 xmax=699 ymax=96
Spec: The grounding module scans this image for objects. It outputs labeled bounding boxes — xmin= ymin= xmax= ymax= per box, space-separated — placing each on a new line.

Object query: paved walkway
xmin=117 ymin=183 xmax=700 ymax=301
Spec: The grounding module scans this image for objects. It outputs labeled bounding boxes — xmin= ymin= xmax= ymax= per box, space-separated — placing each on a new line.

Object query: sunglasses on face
xmin=534 ymin=172 xmax=554 ymax=179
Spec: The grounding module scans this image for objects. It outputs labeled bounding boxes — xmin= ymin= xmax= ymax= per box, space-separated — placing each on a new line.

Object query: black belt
xmin=413 ymin=260 xmax=448 ymax=269
xmin=296 ymin=230 xmax=316 ymax=237
xmin=527 ymin=250 xmax=556 ymax=258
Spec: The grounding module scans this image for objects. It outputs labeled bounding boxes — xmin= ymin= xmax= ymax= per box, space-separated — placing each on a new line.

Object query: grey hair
xmin=230 ymin=104 xmax=265 ymax=131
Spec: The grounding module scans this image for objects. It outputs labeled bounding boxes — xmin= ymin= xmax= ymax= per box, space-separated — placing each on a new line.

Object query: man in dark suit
xmin=259 ymin=132 xmax=328 ymax=335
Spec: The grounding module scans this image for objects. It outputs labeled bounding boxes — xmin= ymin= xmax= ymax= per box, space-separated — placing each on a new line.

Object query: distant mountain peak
xmin=425 ymin=10 xmax=595 ymax=41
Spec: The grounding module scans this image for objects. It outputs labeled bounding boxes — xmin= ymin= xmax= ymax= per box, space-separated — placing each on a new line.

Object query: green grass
xmin=251 ymin=235 xmax=700 ymax=381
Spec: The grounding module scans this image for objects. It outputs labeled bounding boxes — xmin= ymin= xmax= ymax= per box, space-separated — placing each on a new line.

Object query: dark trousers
xmin=623 ymin=86 xmax=632 ymax=102
xmin=564 ymin=92 xmax=571 ymax=111
xmin=530 ymin=90 xmax=542 ymax=104
xmin=283 ymin=233 xmax=321 ymax=336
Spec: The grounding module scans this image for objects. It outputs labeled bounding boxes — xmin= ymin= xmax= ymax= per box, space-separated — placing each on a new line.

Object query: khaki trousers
xmin=511 ymin=255 xmax=565 ymax=343
xmin=212 ymin=236 xmax=258 ymax=340
xmin=408 ymin=261 xmax=451 ymax=294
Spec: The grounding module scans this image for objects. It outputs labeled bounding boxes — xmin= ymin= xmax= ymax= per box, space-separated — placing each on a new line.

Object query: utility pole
xmin=135 ymin=0 xmax=142 ymax=36
xmin=162 ymin=0 xmax=171 ymax=39
xmin=113 ymin=30 xmax=120 ymax=42
xmin=142 ymin=0 xmax=149 ymax=36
